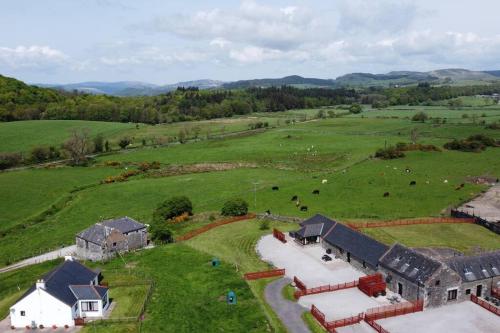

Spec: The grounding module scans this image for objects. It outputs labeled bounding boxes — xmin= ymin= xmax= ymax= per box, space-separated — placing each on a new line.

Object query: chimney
xmin=64 ymin=255 xmax=74 ymax=261
xmin=36 ymin=279 xmax=45 ymax=289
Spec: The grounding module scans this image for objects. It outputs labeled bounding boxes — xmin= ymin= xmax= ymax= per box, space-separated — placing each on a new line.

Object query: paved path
xmin=0 ymin=316 xmax=81 ymax=333
xmin=264 ymin=277 xmax=311 ymax=333
xmin=0 ymin=245 xmax=76 ymax=274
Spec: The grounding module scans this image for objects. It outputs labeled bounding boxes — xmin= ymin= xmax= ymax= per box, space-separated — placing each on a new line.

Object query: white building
xmin=9 ymin=257 xmax=109 ymax=328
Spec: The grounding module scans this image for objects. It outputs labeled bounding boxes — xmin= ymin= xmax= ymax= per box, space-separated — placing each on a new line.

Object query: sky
xmin=1 ymin=0 xmax=500 ymax=84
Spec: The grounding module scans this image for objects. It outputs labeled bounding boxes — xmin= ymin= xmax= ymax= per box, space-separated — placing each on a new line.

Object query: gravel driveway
xmin=0 ymin=245 xmax=76 ymax=274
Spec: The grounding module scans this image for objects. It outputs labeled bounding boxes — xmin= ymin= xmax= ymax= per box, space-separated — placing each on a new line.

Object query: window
xmin=435 ymin=280 xmax=440 ymax=286
xmin=447 ymin=289 xmax=458 ymax=301
xmin=81 ymin=301 xmax=99 ymax=312
xmin=112 ymin=242 xmax=117 ymax=247
xmin=85 ymin=240 xmax=89 ymax=249
xmin=20 ymin=311 xmax=25 ymax=316
xmin=465 ymin=289 xmax=471 ymax=295
xmin=362 ymin=261 xmax=366 ymax=268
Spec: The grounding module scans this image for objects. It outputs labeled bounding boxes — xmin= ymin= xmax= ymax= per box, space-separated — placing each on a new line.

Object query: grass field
xmin=363 ymin=224 xmax=500 ymax=253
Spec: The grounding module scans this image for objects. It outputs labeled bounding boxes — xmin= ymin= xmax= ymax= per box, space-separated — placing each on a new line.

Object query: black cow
xmin=265 ymin=209 xmax=271 ymax=215
xmin=409 ymin=181 xmax=416 ymax=186
xmin=272 ymin=186 xmax=279 ymax=191
xmin=300 ymin=206 xmax=308 ymax=211
xmin=312 ymin=190 xmax=320 ymax=195
xmin=383 ymin=192 xmax=390 ymax=197
xmin=291 ymin=195 xmax=298 ymax=201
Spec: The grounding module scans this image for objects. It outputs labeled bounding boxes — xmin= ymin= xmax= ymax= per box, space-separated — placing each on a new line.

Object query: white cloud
xmin=0 ymin=45 xmax=68 ymax=69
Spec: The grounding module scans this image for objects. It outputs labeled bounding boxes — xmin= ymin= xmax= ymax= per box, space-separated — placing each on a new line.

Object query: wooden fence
xmin=294 ymin=280 xmax=358 ymax=299
xmin=471 ymin=294 xmax=500 ymax=316
xmin=311 ymin=305 xmax=326 ymax=326
xmin=176 ymin=213 xmax=256 ymax=241
xmin=294 ymin=276 xmax=307 ymax=291
xmin=273 ymin=228 xmax=287 ymax=243
xmin=358 ymin=273 xmax=386 ymax=297
xmin=365 ymin=319 xmax=390 ymax=333
xmin=244 ymin=268 xmax=285 ymax=280
xmin=365 ymin=300 xmax=423 ymax=321
xmin=326 ymin=313 xmax=364 ymax=330
xmin=348 ymin=217 xmax=474 ymax=230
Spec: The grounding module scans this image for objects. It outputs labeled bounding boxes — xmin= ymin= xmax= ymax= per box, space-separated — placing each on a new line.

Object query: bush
xmin=150 ymin=223 xmax=173 ymax=243
xmin=259 ymin=220 xmax=270 ymax=230
xmin=94 ymin=134 xmax=104 ymax=153
xmin=412 ymin=112 xmax=428 ymax=122
xmin=349 ymin=104 xmax=362 ymax=114
xmin=118 ymin=137 xmax=131 ymax=149
xmin=0 ymin=152 xmax=23 ymax=170
xmin=444 ymin=134 xmax=498 ymax=152
xmin=154 ymin=196 xmax=193 ymax=221
xmin=221 ymin=198 xmax=249 ymax=216
xmin=374 ymin=146 xmax=405 ymax=160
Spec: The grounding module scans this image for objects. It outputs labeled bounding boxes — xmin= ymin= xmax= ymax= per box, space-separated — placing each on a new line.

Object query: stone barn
xmin=379 ymin=244 xmax=462 ymax=307
xmin=445 ymin=251 xmax=500 ymax=302
xmin=76 ymin=217 xmax=148 ymax=261
xmin=321 ymin=222 xmax=389 ymax=274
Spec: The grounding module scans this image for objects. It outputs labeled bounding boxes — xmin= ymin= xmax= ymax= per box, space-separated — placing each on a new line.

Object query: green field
xmin=1 ymin=109 xmax=499 ymax=266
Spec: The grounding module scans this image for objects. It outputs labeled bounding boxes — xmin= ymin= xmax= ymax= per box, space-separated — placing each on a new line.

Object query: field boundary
xmin=348 ymin=217 xmax=474 ymax=230
xmin=244 ymin=268 xmax=285 ymax=280
xmin=176 ymin=213 xmax=256 ymax=241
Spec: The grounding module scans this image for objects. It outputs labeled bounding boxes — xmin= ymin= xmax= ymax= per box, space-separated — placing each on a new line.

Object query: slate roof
xmin=101 ymin=217 xmax=145 ymax=234
xmin=379 ymin=244 xmax=442 ymax=285
xmin=445 ymin=250 xmax=500 ymax=282
xmin=296 ymin=223 xmax=325 ymax=238
xmin=77 ymin=216 xmax=145 ymax=245
xmin=18 ymin=260 xmax=104 ymax=306
xmin=323 ymin=222 xmax=389 ymax=268
xmin=69 ymin=285 xmax=108 ymax=300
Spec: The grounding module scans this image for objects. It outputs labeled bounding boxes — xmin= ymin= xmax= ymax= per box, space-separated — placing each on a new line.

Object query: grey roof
xmin=299 ymin=214 xmax=336 ymax=236
xmin=445 ymin=251 xmax=500 ymax=282
xmin=77 ymin=216 xmax=145 ymax=245
xmin=101 ymin=217 xmax=145 ymax=234
xmin=379 ymin=244 xmax=442 ymax=285
xmin=323 ymin=222 xmax=389 ymax=268
xmin=18 ymin=260 xmax=102 ymax=306
xmin=296 ymin=223 xmax=325 ymax=238
xmin=69 ymin=285 xmax=108 ymax=300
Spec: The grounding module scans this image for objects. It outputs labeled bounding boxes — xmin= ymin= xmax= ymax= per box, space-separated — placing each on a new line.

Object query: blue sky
xmin=1 ymin=0 xmax=499 ymax=84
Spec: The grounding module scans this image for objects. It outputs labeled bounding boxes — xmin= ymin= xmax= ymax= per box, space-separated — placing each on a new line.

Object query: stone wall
xmin=76 ymin=238 xmax=105 ymax=261
xmin=125 ymin=229 xmax=148 ymax=250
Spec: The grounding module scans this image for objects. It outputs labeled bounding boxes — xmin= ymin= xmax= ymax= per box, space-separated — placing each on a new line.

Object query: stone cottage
xmin=76 ymin=217 xmax=148 ymax=261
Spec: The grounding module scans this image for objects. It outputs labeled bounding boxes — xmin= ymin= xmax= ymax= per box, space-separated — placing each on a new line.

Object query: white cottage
xmin=10 ymin=257 xmax=109 ymax=328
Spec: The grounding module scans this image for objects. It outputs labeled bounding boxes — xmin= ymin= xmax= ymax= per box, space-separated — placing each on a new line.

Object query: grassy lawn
xmin=90 ymin=244 xmax=272 ymax=333
xmin=108 ymin=285 xmax=150 ymax=319
xmin=302 ymin=312 xmax=327 ymax=333
xmin=364 ymin=223 xmax=500 ymax=253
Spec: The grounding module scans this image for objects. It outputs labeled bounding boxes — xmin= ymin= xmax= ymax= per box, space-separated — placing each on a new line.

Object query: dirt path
xmin=0 ymin=245 xmax=76 ymax=274
xmin=264 ymin=277 xmax=311 ymax=333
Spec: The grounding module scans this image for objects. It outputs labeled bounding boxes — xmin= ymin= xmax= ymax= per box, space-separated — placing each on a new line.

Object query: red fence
xmin=244 ymin=268 xmax=285 ymax=280
xmin=311 ymin=304 xmax=326 ymax=326
xmin=358 ymin=273 xmax=386 ymax=297
xmin=177 ymin=213 xmax=255 ymax=241
xmin=273 ymin=228 xmax=287 ymax=243
xmin=326 ymin=313 xmax=364 ymax=330
xmin=294 ymin=280 xmax=358 ymax=299
xmin=365 ymin=300 xmax=423 ymax=321
xmin=471 ymin=294 xmax=500 ymax=316
xmin=294 ymin=276 xmax=307 ymax=291
xmin=348 ymin=217 xmax=474 ymax=230
xmin=492 ymin=287 xmax=500 ymax=299
xmin=365 ymin=319 xmax=390 ymax=333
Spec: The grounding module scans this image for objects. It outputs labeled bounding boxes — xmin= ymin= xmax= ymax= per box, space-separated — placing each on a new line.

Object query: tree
xmin=178 ymin=129 xmax=187 ymax=144
xmin=118 ymin=137 xmax=131 ymax=149
xmin=221 ymin=198 xmax=249 ymax=216
xmin=412 ymin=112 xmax=428 ymax=122
xmin=149 ymin=223 xmax=173 ymax=243
xmin=30 ymin=146 xmax=50 ymax=163
xmin=93 ymin=134 xmax=104 ymax=153
xmin=410 ymin=128 xmax=419 ymax=144
xmin=63 ymin=128 xmax=92 ymax=165
xmin=104 ymin=140 xmax=110 ymax=152
xmin=0 ymin=152 xmax=23 ymax=170
xmin=154 ymin=196 xmax=193 ymax=221
xmin=349 ymin=104 xmax=362 ymax=114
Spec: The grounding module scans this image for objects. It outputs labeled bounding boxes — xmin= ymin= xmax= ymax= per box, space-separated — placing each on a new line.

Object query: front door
xmin=398 ymin=282 xmax=403 ymax=296
xmin=347 ymin=252 xmax=351 ymax=263
xmin=476 ymin=285 xmax=482 ymax=297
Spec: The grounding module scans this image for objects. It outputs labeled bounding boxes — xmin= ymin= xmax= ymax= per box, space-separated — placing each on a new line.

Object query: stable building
xmin=76 ymin=217 xmax=148 ymax=261
xmin=292 ymin=214 xmax=335 ymax=245
xmin=10 ymin=257 xmax=108 ymax=328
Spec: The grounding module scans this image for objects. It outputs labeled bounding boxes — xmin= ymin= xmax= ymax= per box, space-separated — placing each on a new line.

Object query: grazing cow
xmin=383 ymin=192 xmax=390 ymax=197
xmin=409 ymin=181 xmax=416 ymax=186
xmin=265 ymin=209 xmax=271 ymax=215
xmin=322 ymin=179 xmax=328 ymax=184
xmin=291 ymin=195 xmax=298 ymax=201
xmin=455 ymin=183 xmax=465 ymax=190
xmin=300 ymin=206 xmax=308 ymax=211
xmin=272 ymin=186 xmax=279 ymax=191
xmin=405 ymin=168 xmax=411 ymax=173
xmin=312 ymin=190 xmax=320 ymax=195
xmin=295 ymin=200 xmax=300 ymax=207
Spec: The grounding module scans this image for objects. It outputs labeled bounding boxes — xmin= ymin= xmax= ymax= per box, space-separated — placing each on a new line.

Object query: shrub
xmin=173 ymin=212 xmax=189 ymax=223
xmin=150 ymin=222 xmax=173 ymax=243
xmin=221 ymin=198 xmax=249 ymax=216
xmin=259 ymin=220 xmax=270 ymax=230
xmin=444 ymin=134 xmax=498 ymax=152
xmin=374 ymin=146 xmax=405 ymax=160
xmin=412 ymin=112 xmax=428 ymax=122
xmin=94 ymin=134 xmax=104 ymax=153
xmin=349 ymin=104 xmax=362 ymax=114
xmin=118 ymin=137 xmax=131 ymax=149
xmin=0 ymin=152 xmax=23 ymax=170
xmin=154 ymin=196 xmax=193 ymax=221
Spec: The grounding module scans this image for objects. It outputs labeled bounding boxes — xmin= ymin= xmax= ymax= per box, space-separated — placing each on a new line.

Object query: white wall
xmin=10 ymin=288 xmax=74 ymax=328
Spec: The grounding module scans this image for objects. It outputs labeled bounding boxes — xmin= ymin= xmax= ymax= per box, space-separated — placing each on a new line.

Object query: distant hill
xmin=222 ymin=75 xmax=336 ymax=89
xmin=37 ymin=79 xmax=225 ymax=96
